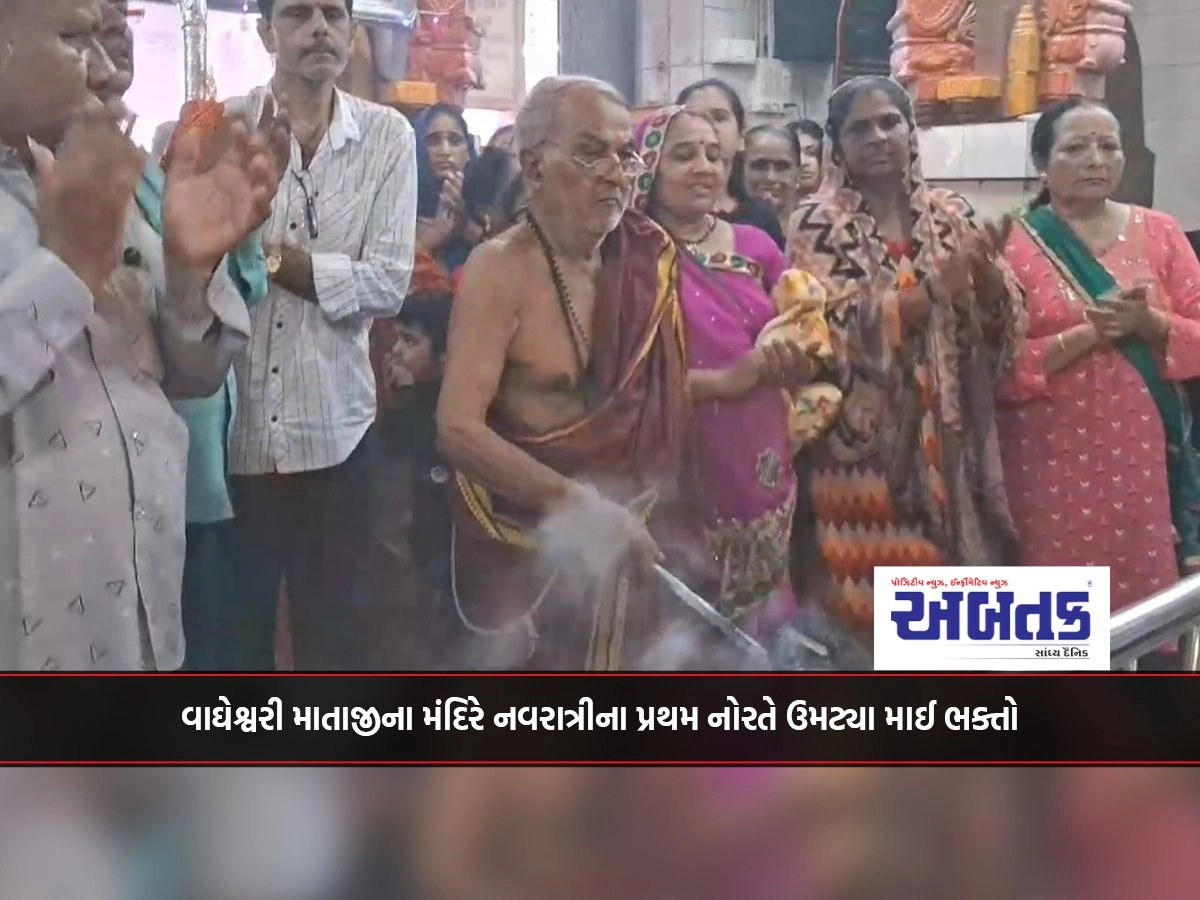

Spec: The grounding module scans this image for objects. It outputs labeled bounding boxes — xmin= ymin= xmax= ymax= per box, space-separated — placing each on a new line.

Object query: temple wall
xmin=1131 ymin=0 xmax=1200 ymax=229
xmin=918 ymin=118 xmax=1040 ymax=217
xmin=559 ymin=0 xmax=637 ymax=102
xmin=634 ymin=0 xmax=811 ymax=115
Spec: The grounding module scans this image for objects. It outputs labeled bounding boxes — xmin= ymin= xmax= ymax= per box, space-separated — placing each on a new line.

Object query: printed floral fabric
xmin=998 ymin=207 xmax=1200 ymax=609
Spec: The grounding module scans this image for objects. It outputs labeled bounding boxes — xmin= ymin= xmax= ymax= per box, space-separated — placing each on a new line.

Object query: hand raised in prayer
xmin=257 ymin=95 xmax=292 ymax=182
xmin=30 ymin=98 xmax=145 ymax=297
xmin=927 ymin=250 xmax=973 ymax=304
xmin=439 ymin=170 xmax=464 ymax=220
xmin=925 ymin=215 xmax=1012 ymax=307
xmin=418 ymin=171 xmax=465 ymax=253
xmin=162 ymin=118 xmax=287 ymax=273
xmin=966 ymin=214 xmax=1014 ymax=298
xmin=976 ymin=214 xmax=1014 ymax=259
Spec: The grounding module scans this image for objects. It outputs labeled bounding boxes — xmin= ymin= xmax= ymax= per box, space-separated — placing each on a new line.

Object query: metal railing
xmin=1110 ymin=571 xmax=1200 ymax=670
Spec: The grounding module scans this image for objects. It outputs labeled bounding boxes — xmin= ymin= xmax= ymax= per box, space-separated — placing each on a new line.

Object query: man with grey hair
xmin=437 ymin=76 xmax=702 ymax=670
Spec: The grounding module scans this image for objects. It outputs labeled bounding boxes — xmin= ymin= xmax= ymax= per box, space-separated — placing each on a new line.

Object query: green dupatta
xmin=1021 ymin=204 xmax=1200 ymax=570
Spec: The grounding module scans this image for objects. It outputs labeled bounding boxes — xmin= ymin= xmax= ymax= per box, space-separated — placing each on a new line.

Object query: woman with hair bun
xmin=998 ymin=97 xmax=1200 ymax=613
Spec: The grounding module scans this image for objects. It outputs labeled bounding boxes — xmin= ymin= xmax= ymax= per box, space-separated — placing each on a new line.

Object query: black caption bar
xmin=1 ymin=673 xmax=1197 ymax=764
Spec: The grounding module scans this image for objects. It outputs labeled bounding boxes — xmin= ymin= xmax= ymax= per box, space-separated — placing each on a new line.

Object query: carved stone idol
xmin=1039 ymin=0 xmax=1132 ymax=103
xmin=888 ymin=0 xmax=1000 ymax=124
xmin=405 ymin=0 xmax=484 ymax=107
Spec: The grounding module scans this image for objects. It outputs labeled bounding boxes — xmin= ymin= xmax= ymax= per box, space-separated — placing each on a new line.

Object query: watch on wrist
xmin=265 ymin=245 xmax=282 ymax=276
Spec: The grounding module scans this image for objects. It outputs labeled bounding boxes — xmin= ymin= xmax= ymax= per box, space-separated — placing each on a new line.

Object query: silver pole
xmin=179 ymin=0 xmax=210 ymax=102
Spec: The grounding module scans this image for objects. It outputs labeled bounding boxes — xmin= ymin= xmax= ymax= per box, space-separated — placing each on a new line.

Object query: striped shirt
xmin=225 ymin=85 xmax=416 ymax=475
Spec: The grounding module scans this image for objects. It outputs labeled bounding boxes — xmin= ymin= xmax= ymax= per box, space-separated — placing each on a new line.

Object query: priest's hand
xmin=162 ymin=119 xmax=286 ymax=273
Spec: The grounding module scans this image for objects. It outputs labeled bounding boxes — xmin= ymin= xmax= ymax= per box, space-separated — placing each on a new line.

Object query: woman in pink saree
xmin=631 ymin=105 xmax=828 ymax=639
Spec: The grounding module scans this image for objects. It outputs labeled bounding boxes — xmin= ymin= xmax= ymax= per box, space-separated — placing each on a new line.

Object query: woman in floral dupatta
xmin=787 ymin=76 xmax=1025 ymax=643
xmin=998 ymin=98 xmax=1200 ymax=614
xmin=632 ymin=105 xmax=826 ymax=638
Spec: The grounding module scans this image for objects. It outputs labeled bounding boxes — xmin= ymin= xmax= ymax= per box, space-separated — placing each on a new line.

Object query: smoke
xmin=529 ymin=478 xmax=744 ymax=670
xmin=532 ymin=481 xmax=643 ymax=588
xmin=444 ymin=477 xmax=779 ymax=671
xmin=636 ymin=619 xmax=768 ymax=671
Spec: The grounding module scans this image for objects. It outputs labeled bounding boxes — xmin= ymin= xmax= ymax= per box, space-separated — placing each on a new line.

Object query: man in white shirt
xmin=225 ymin=0 xmax=416 ymax=670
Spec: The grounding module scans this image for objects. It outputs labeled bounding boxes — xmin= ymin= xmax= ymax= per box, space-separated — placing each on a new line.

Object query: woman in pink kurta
xmin=998 ymin=99 xmax=1200 ymax=610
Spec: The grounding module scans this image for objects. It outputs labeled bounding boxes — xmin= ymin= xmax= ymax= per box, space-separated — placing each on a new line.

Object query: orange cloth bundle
xmin=757 ymin=269 xmax=843 ymax=453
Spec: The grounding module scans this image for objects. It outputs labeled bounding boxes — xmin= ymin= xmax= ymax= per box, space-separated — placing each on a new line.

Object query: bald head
xmin=514 ymin=75 xmax=628 ymax=154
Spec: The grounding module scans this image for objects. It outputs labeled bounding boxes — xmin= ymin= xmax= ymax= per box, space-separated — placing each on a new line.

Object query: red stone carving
xmin=406 ymin=1 xmax=484 ymax=107
xmin=888 ymin=0 xmax=977 ymax=104
xmin=1039 ymin=0 xmax=1131 ymax=102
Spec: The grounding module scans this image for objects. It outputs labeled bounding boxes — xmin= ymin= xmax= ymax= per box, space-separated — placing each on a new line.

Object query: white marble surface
xmin=918 ymin=120 xmax=1039 ymax=181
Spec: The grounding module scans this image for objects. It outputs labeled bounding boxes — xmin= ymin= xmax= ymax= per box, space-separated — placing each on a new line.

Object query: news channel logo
xmin=872 ymin=566 xmax=1110 ymax=671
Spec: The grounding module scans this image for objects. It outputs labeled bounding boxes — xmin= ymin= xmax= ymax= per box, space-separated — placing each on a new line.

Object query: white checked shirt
xmin=225 ymin=85 xmax=416 ymax=475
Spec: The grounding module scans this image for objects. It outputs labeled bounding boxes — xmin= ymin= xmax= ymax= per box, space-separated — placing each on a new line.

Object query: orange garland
xmin=162 ymin=99 xmax=227 ymax=169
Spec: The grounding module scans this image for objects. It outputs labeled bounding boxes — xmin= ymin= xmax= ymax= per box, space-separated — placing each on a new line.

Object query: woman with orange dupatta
xmin=787 ymin=76 xmax=1025 ymax=646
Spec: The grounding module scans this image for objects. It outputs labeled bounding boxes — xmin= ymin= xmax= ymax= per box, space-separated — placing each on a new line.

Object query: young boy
xmin=377 ymin=290 xmax=453 ymax=598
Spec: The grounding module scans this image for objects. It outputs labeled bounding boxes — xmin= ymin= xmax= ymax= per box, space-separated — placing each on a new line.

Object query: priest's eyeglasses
xmin=545 ymin=140 xmax=646 ymax=178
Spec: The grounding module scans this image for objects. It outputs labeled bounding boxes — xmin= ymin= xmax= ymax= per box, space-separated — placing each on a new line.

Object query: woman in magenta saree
xmin=632 ymin=105 xmax=826 ymax=638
